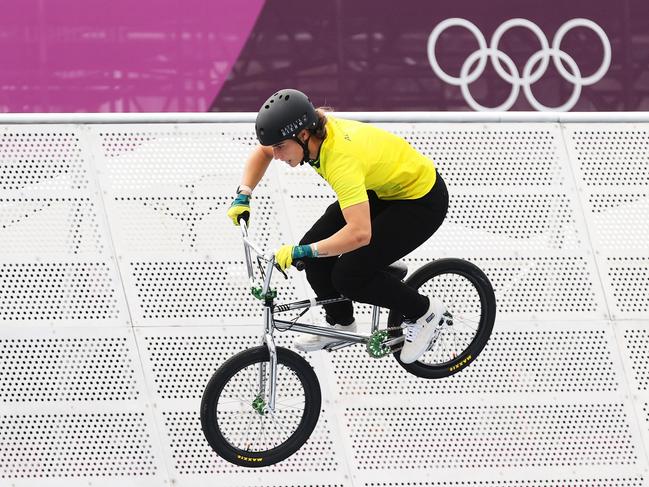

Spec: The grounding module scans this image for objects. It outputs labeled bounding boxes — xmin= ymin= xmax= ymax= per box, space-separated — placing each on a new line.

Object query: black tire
xmin=200 ymin=346 xmax=321 ymax=467
xmin=388 ymin=258 xmax=496 ymax=379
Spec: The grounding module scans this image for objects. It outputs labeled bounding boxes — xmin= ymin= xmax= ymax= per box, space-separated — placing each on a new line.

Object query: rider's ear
xmin=297 ymin=129 xmax=309 ymax=143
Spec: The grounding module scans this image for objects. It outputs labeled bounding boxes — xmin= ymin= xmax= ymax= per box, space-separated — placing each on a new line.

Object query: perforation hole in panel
xmin=113 ymin=194 xmax=286 ymax=254
xmin=0 ymin=198 xmax=104 ymax=254
xmin=163 ymin=410 xmax=337 ymax=474
xmin=276 ymin=160 xmax=333 ymax=192
xmin=130 ymin=260 xmax=300 ymax=320
xmin=331 ymin=329 xmax=617 ymax=396
xmin=571 ymin=129 xmax=649 ymax=186
xmin=101 ymin=132 xmax=157 ymax=158
xmin=365 ymin=478 xmax=645 ymax=486
xmin=144 ymin=334 xmax=316 ymax=399
xmin=403 ymin=256 xmax=598 ymax=315
xmin=286 ymin=193 xmax=337 ymax=243
xmin=100 ymin=126 xmax=257 ymax=159
xmin=0 ymin=130 xmax=89 ymax=191
xmin=589 ymin=193 xmax=649 ymax=250
xmin=100 ymin=127 xmax=267 ymax=192
xmin=607 ymin=257 xmax=649 ymax=313
xmin=642 ymin=403 xmax=649 ymax=430
xmin=345 ymin=404 xmax=636 ymax=470
xmin=0 ymin=413 xmax=157 ymax=477
xmin=443 ymin=193 xmax=581 ymax=251
xmin=623 ymin=329 xmax=649 ymax=390
xmin=388 ymin=126 xmax=563 ymax=187
xmin=0 ymin=262 xmax=120 ymax=321
xmin=1 ymin=337 xmax=138 ymax=402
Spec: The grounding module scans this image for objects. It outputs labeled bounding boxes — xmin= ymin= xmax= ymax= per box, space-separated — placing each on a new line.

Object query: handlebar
xmin=239 ymin=220 xmax=306 ymax=273
xmin=237 ymin=211 xmax=250 ymax=225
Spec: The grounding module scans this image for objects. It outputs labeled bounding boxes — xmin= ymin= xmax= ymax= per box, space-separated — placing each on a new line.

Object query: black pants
xmin=299 ymin=170 xmax=449 ymax=325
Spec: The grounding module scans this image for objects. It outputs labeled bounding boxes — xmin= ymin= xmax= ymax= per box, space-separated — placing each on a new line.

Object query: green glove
xmin=227 ymin=193 xmax=251 ymax=226
xmin=274 ymin=244 xmax=317 ymax=271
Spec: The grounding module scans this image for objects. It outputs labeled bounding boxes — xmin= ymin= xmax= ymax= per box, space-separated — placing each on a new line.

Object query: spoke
xmin=439 ymin=331 xmax=450 ymax=360
xmin=458 ymin=313 xmax=481 ymax=322
xmin=274 ymin=399 xmax=306 ymax=408
xmin=273 ymin=406 xmax=305 ymax=415
xmin=444 ymin=333 xmax=456 ymax=362
xmin=242 ymin=413 xmax=256 ymax=451
xmin=218 ymin=397 xmax=248 ymax=406
xmin=273 ymin=408 xmax=304 ymax=418
xmin=429 ymin=331 xmax=443 ymax=354
xmin=251 ymin=415 xmax=264 ymax=452
xmin=259 ymin=416 xmax=266 ymax=451
xmin=425 ymin=333 xmax=442 ymax=363
xmin=270 ymin=409 xmax=305 ymax=419
xmin=216 ymin=359 xmax=310 ymax=452
xmin=269 ymin=412 xmax=295 ymax=440
xmin=455 ymin=318 xmax=478 ymax=333
xmin=455 ymin=314 xmax=480 ymax=324
xmin=452 ymin=329 xmax=462 ymax=358
xmin=274 ymin=405 xmax=305 ymax=412
xmin=241 ymin=367 xmax=260 ymax=401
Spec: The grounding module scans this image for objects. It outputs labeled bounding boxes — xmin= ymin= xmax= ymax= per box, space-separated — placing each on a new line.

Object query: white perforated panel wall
xmin=0 ymin=118 xmax=647 ymax=487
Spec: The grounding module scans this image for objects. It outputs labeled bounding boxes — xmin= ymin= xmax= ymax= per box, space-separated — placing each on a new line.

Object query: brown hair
xmin=308 ymin=107 xmax=332 ymax=140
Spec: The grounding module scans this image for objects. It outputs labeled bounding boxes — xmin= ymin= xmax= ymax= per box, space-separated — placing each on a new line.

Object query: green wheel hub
xmin=252 ymin=395 xmax=266 ymax=415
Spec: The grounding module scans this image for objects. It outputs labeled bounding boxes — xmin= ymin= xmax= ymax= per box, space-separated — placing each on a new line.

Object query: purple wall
xmin=213 ymin=0 xmax=649 ymax=112
xmin=0 ymin=0 xmax=264 ymax=112
xmin=1 ymin=0 xmax=648 ymax=112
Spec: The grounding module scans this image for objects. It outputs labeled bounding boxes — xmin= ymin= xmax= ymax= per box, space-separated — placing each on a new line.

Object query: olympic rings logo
xmin=427 ymin=18 xmax=612 ymax=112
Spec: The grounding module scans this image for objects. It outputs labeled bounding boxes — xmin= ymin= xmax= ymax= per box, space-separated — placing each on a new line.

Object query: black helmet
xmin=255 ymin=89 xmax=318 ymax=146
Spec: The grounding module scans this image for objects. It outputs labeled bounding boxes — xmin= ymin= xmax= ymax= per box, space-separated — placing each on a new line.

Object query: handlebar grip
xmin=293 ymin=259 xmax=306 ymax=271
xmin=237 ymin=211 xmax=250 ymax=225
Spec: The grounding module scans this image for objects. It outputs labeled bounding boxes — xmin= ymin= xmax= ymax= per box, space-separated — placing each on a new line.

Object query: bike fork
xmin=260 ymin=306 xmax=278 ymax=413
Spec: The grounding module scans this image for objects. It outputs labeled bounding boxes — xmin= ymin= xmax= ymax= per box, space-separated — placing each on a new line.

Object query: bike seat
xmin=386 ymin=260 xmax=408 ymax=280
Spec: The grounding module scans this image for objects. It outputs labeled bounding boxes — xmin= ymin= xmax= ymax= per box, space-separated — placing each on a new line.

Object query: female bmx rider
xmin=227 ymin=89 xmax=449 ymax=364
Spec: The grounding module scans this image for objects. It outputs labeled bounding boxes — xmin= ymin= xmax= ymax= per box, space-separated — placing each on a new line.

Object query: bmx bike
xmin=201 ymin=218 xmax=496 ymax=467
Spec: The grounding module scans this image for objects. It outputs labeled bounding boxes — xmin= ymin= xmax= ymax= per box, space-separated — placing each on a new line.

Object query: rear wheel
xmin=201 ymin=346 xmax=321 ymax=467
xmin=388 ymin=258 xmax=496 ymax=379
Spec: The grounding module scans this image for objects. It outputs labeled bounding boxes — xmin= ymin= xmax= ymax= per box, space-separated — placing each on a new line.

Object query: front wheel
xmin=200 ymin=346 xmax=321 ymax=467
xmin=388 ymin=258 xmax=496 ymax=379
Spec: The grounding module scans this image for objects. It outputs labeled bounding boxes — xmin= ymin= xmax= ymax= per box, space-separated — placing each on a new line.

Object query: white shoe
xmin=400 ymin=297 xmax=447 ymax=364
xmin=294 ymin=320 xmax=357 ymax=352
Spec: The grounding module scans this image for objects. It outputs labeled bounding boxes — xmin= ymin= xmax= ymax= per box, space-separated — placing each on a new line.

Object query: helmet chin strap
xmin=296 ymin=135 xmax=311 ymax=166
xmin=297 ymin=135 xmax=321 ymax=167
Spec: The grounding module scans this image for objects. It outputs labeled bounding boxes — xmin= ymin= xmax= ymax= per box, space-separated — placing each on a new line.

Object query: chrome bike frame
xmin=238 ymin=223 xmax=404 ymax=412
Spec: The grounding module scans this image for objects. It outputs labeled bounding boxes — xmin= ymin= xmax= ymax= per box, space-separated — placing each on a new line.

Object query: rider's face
xmin=271 ymin=140 xmax=302 ymax=167
xmin=271 ymin=131 xmax=307 ymax=167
